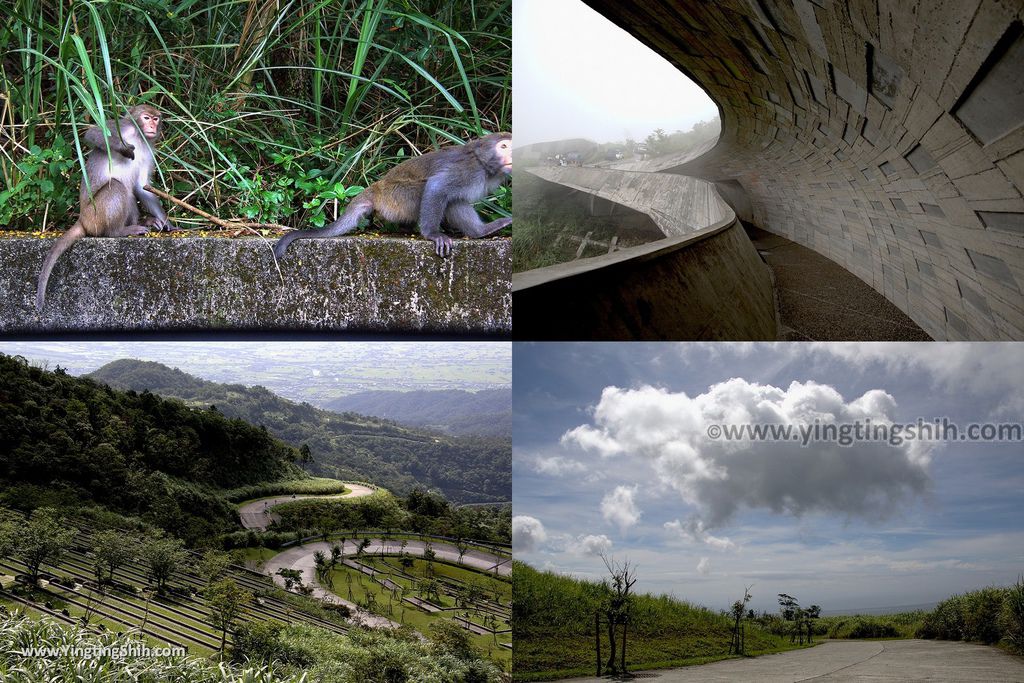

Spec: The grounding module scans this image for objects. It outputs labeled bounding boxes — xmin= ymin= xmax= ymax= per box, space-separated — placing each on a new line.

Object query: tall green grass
xmin=512 ymin=561 xmax=804 ymax=681
xmin=0 ymin=0 xmax=510 ymax=231
xmin=918 ymin=578 xmax=1024 ymax=651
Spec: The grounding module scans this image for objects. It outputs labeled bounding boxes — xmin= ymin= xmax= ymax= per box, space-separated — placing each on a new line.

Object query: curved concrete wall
xmin=584 ymin=0 xmax=1024 ymax=340
xmin=528 ymin=166 xmax=733 ymax=237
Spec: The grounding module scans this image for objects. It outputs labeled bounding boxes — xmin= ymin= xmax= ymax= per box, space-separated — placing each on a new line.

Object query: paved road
xmin=237 ymin=483 xmax=377 ymax=530
xmin=561 ymin=640 xmax=1024 ymax=682
xmin=261 ymin=538 xmax=510 ymax=629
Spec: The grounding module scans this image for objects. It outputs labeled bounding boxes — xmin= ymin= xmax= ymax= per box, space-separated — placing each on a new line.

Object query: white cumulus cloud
xmin=512 ymin=516 xmax=547 ymax=552
xmin=533 ymin=455 xmax=587 ymax=476
xmin=697 ymin=556 xmax=711 ymax=575
xmin=571 ymin=534 xmax=614 ymax=556
xmin=601 ymin=485 xmax=641 ymax=532
xmin=564 ymin=379 xmax=932 ymax=528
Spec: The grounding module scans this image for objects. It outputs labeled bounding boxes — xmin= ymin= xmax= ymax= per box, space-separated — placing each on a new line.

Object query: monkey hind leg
xmin=444 ymin=203 xmax=512 ymax=238
xmin=273 ymin=192 xmax=375 ymax=259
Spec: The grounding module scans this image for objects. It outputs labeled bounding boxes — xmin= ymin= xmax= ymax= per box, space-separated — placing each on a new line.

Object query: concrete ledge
xmin=514 ymin=219 xmax=778 ymax=340
xmin=0 ymin=236 xmax=510 ymax=335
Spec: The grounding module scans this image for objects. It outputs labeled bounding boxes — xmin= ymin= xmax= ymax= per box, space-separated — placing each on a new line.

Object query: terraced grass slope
xmin=327 ymin=555 xmax=511 ymax=663
xmin=0 ymin=517 xmax=348 ymax=656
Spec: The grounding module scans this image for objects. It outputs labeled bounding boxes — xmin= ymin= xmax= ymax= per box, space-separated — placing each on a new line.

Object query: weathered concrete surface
xmin=529 ymin=166 xmax=731 ymax=237
xmin=514 ymin=219 xmax=778 ymax=340
xmin=0 ymin=236 xmax=510 ymax=334
xmin=561 ymin=639 xmax=1024 ymax=682
xmin=583 ymin=0 xmax=1024 ymax=340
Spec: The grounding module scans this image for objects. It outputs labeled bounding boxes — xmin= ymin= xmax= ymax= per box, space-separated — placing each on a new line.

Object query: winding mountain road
xmin=261 ymin=538 xmax=510 ymax=628
xmin=561 ymin=639 xmax=1024 ymax=682
xmin=237 ymin=483 xmax=377 ymax=530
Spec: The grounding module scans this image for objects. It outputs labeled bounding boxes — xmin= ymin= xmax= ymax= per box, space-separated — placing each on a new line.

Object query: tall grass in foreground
xmin=0 ymin=610 xmax=301 ymax=682
xmin=0 ymin=0 xmax=510 ymax=231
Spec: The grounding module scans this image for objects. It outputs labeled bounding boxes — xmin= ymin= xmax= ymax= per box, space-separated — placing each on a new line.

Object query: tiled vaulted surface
xmin=584 ymin=0 xmax=1024 ymax=340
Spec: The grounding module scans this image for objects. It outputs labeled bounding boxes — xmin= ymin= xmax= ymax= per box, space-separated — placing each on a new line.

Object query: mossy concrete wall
xmin=0 ymin=236 xmax=510 ymax=335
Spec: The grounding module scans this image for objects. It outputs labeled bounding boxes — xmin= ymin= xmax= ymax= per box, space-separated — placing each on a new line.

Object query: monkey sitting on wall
xmin=274 ymin=132 xmax=512 ymax=258
xmin=36 ymin=104 xmax=168 ymax=311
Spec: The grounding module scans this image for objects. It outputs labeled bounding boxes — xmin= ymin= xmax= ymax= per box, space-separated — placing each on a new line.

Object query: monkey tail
xmin=273 ymin=192 xmax=374 ymax=259
xmin=36 ymin=223 xmax=86 ymax=312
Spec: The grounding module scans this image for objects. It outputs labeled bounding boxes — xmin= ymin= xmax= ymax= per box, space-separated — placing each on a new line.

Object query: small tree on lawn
xmin=276 ymin=568 xmax=303 ymax=592
xmin=456 ymin=539 xmax=469 ymax=565
xmin=204 ymin=577 xmax=253 ymax=655
xmin=91 ymin=529 xmax=132 ymax=586
xmin=14 ymin=508 xmax=76 ymax=586
xmin=778 ymin=593 xmax=808 ymax=644
xmin=600 ymin=554 xmax=637 ymax=676
xmin=197 ymin=550 xmax=231 ymax=587
xmin=805 ymin=604 xmax=821 ymax=643
xmin=730 ymin=584 xmax=754 ymax=655
xmin=141 ymin=536 xmax=187 ymax=594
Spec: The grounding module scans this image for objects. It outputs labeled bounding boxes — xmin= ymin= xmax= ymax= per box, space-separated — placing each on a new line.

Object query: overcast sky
xmin=513 ymin=343 xmax=1024 ymax=613
xmin=513 ymin=0 xmax=720 ymax=148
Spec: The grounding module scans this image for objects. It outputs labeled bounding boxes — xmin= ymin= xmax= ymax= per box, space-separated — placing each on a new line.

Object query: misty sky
xmin=513 ymin=343 xmax=1024 ymax=613
xmin=512 ymin=0 xmax=720 ymax=148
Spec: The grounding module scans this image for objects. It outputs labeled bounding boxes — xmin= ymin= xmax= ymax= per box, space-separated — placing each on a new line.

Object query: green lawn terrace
xmin=252 ymin=535 xmax=513 ymax=665
xmin=0 ymin=519 xmax=348 ymax=656
xmin=334 ymin=555 xmax=511 ymax=657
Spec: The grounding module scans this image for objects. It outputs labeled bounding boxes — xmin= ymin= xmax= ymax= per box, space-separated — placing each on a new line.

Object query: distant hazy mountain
xmin=326 ymin=388 xmax=511 ymax=437
xmin=87 ymin=359 xmax=510 ymax=504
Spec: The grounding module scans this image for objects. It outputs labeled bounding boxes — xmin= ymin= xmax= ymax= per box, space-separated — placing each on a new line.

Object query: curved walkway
xmin=528 ymin=166 xmax=731 ymax=238
xmin=237 ymin=483 xmax=377 ymax=530
xmin=561 ymin=639 xmax=1024 ymax=682
xmin=746 ymin=225 xmax=931 ymax=340
xmin=261 ymin=538 xmax=510 ymax=628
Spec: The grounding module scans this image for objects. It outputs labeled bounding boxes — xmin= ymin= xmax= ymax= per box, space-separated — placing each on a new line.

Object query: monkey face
xmin=139 ymin=111 xmax=161 ymax=140
xmin=496 ymin=137 xmax=512 ymax=174
xmin=130 ymin=105 xmax=162 ymax=141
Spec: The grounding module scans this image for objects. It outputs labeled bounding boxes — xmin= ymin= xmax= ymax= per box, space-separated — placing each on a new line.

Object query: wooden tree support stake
xmin=144 ymin=185 xmax=291 ymax=232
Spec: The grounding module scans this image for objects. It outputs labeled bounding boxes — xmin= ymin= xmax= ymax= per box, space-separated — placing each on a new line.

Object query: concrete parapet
xmin=514 ymin=219 xmax=778 ymax=340
xmin=529 ymin=166 xmax=732 ymax=237
xmin=0 ymin=236 xmax=510 ymax=335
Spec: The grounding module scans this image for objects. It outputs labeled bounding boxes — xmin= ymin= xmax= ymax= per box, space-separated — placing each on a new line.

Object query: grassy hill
xmin=0 ymin=353 xmax=306 ymax=544
xmin=512 ymin=561 xmax=804 ymax=681
xmin=87 ymin=359 xmax=511 ymax=504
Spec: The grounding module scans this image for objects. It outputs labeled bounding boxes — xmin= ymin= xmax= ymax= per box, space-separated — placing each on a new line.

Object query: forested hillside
xmin=88 ymin=359 xmax=511 ymax=503
xmin=0 ymin=354 xmax=303 ymax=543
xmin=326 ymin=387 xmax=511 ymax=437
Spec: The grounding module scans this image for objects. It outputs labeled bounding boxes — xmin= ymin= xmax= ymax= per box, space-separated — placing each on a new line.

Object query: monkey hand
xmin=120 ymin=143 xmax=136 ymax=160
xmin=143 ymin=215 xmax=172 ymax=232
xmin=431 ymin=234 xmax=454 ymax=257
